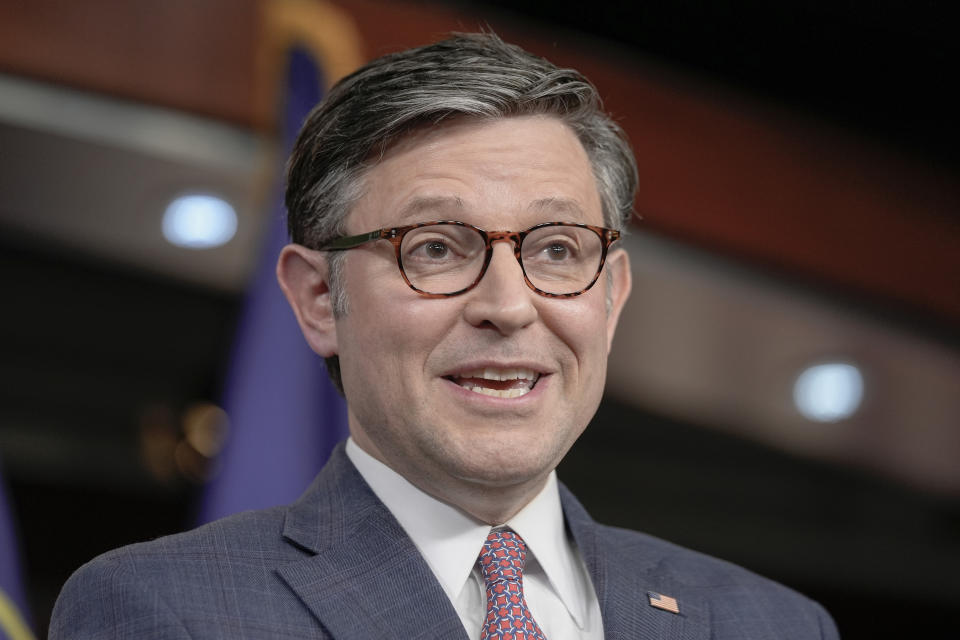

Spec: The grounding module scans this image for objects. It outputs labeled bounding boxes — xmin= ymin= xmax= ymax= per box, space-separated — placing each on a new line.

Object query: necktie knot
xmin=479 ymin=529 xmax=527 ymax=584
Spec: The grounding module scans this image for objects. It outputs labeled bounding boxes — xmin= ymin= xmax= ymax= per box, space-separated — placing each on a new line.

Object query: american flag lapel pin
xmin=648 ymin=591 xmax=680 ymax=614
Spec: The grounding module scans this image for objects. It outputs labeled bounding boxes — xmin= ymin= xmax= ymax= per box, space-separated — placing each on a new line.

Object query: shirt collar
xmin=506 ymin=473 xmax=590 ymax=626
xmin=345 ymin=437 xmax=588 ymax=626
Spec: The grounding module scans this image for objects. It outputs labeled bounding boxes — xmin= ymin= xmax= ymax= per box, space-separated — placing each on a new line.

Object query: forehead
xmin=349 ymin=115 xmax=603 ymax=230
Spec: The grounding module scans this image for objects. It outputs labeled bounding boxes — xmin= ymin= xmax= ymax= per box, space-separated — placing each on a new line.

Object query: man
xmin=51 ymin=34 xmax=839 ymax=639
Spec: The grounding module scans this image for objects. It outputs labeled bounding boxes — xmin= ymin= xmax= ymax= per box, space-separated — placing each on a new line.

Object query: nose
xmin=462 ymin=241 xmax=538 ymax=335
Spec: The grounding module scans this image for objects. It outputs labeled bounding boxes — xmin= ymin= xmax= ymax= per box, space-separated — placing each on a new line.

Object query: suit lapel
xmin=276 ymin=445 xmax=469 ymax=640
xmin=560 ymin=485 xmax=710 ymax=640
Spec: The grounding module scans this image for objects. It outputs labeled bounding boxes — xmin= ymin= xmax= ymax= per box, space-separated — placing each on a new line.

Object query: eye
xmin=543 ymin=242 xmax=571 ymax=260
xmin=529 ymin=235 xmax=579 ymax=262
xmin=423 ymin=240 xmax=449 ymax=259
xmin=401 ymin=224 xmax=484 ymax=270
xmin=404 ymin=231 xmax=469 ymax=263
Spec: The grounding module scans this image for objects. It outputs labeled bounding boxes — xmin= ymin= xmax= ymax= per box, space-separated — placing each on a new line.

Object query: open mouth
xmin=445 ymin=368 xmax=542 ymax=399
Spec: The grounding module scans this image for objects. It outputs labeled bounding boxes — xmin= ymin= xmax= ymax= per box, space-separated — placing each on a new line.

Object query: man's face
xmin=332 ymin=115 xmax=630 ymax=507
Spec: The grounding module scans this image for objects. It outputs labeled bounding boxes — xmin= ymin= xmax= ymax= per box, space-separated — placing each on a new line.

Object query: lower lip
xmin=442 ymin=374 xmax=551 ymax=405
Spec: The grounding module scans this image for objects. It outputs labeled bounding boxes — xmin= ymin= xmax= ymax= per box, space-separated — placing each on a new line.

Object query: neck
xmin=428 ymin=475 xmax=550 ymax=525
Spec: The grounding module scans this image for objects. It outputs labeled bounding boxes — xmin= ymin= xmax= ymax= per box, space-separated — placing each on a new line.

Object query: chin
xmin=453 ymin=466 xmax=550 ymax=490
xmin=441 ymin=443 xmax=562 ymax=488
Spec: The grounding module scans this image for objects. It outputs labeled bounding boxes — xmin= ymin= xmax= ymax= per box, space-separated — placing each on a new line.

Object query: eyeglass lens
xmin=399 ymin=224 xmax=604 ymax=295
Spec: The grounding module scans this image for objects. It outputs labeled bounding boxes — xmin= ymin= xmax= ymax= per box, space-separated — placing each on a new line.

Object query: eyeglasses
xmin=320 ymin=220 xmax=620 ymax=298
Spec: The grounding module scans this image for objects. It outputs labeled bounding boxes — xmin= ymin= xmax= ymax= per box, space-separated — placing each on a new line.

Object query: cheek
xmin=546 ymin=296 xmax=609 ymax=363
xmin=346 ymin=293 xmax=457 ymax=383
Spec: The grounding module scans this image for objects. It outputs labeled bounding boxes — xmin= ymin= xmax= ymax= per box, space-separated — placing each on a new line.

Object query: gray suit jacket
xmin=51 ymin=443 xmax=839 ymax=638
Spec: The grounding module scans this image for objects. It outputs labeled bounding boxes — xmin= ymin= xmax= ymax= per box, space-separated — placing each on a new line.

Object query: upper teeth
xmin=458 ymin=368 xmax=538 ymax=381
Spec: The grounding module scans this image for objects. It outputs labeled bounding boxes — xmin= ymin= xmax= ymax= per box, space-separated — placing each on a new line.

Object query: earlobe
xmin=604 ymin=248 xmax=632 ymax=353
xmin=276 ymin=244 xmax=339 ymax=357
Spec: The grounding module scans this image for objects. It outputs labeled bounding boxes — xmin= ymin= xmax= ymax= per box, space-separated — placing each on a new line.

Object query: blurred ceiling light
xmin=182 ymin=402 xmax=229 ymax=458
xmin=793 ymin=362 xmax=864 ymax=422
xmin=162 ymin=193 xmax=237 ymax=248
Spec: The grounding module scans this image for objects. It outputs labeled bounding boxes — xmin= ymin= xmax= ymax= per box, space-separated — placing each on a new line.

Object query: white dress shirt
xmin=346 ymin=438 xmax=603 ymax=639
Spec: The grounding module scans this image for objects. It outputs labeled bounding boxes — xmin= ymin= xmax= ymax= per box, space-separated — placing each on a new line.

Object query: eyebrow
xmin=396 ymin=196 xmax=465 ymax=223
xmin=529 ymin=197 xmax=588 ymax=219
xmin=394 ymin=195 xmax=588 ymax=226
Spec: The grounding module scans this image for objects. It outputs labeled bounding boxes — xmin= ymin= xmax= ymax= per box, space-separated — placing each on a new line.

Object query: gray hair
xmin=285 ymin=32 xmax=638 ymax=393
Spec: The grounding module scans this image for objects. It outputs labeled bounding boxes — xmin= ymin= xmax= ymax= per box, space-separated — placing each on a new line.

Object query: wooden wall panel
xmin=0 ymin=0 xmax=260 ymax=126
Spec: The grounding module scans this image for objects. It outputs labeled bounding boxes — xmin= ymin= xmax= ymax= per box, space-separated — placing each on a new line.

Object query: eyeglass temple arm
xmin=319 ymin=229 xmax=388 ymax=251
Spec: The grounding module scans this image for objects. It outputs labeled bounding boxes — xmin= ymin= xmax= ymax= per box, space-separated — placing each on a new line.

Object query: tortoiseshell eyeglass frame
xmin=319 ymin=220 xmax=620 ymax=298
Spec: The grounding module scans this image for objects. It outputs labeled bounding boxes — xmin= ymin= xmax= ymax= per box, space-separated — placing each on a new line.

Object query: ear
xmin=276 ymin=244 xmax=339 ymax=357
xmin=603 ymin=247 xmax=632 ymax=353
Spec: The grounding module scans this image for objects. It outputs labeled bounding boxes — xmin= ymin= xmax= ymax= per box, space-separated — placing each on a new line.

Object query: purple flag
xmin=197 ymin=47 xmax=348 ymax=524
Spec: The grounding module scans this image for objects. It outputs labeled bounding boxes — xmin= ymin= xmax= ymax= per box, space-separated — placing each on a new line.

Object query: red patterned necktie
xmin=478 ymin=528 xmax=548 ymax=640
